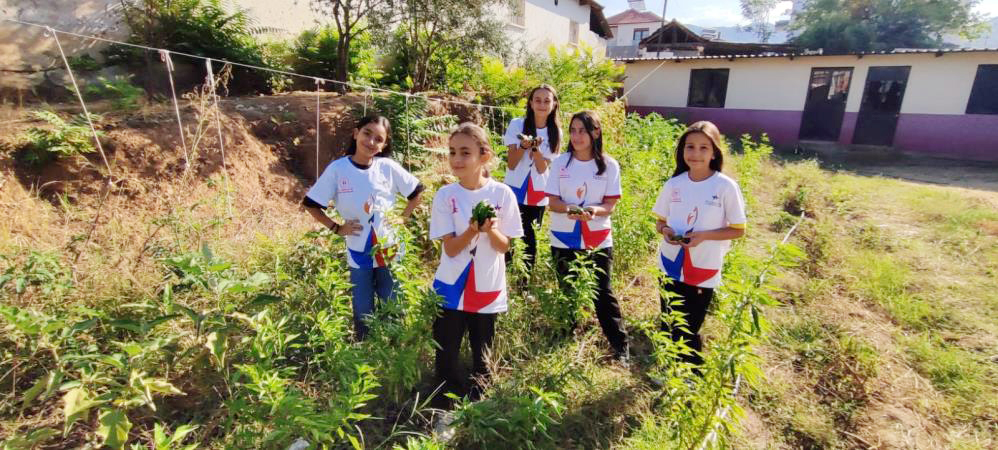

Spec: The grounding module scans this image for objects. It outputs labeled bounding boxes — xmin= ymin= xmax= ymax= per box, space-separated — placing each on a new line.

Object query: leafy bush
xmin=84 ymin=76 xmax=144 ymax=111
xmin=289 ymin=26 xmax=382 ymax=85
xmin=112 ymin=0 xmax=276 ymax=94
xmin=16 ymin=110 xmax=101 ymax=167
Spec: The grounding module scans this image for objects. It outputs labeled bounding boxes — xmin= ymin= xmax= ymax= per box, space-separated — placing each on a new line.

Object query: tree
xmin=386 ymin=0 xmax=513 ymax=92
xmin=740 ymin=0 xmax=779 ymax=42
xmin=790 ymin=0 xmax=989 ymax=53
xmin=310 ymin=0 xmax=395 ymax=92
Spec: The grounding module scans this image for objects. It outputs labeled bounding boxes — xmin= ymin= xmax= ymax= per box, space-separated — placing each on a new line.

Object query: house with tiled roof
xmin=505 ymin=0 xmax=613 ymax=54
xmin=605 ymin=0 xmax=662 ymax=58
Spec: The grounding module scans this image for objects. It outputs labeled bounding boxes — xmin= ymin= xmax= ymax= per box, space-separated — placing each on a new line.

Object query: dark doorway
xmin=853 ymin=66 xmax=910 ymax=146
xmin=799 ymin=67 xmax=853 ymax=141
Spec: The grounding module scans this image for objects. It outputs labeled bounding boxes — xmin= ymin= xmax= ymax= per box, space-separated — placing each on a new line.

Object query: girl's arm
xmin=531 ymin=147 xmax=550 ymax=173
xmin=305 ymin=206 xmax=362 ymax=236
xmin=400 ymin=189 xmax=423 ymax=221
xmin=482 ymin=218 xmax=510 ymax=253
xmin=507 ymin=143 xmax=526 ymax=169
xmin=441 ymin=224 xmax=478 ymax=258
xmin=547 ymin=194 xmax=571 ymax=213
xmin=655 ymin=218 xmax=676 ymax=239
xmin=683 ymin=227 xmax=745 ymax=248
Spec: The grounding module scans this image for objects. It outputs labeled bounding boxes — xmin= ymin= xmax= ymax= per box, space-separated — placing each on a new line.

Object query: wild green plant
xmin=357 ymin=94 xmax=457 ymax=167
xmin=84 ymin=76 xmax=144 ymax=111
xmin=17 ymin=110 xmax=101 ymax=167
xmin=0 ymin=251 xmax=73 ymax=302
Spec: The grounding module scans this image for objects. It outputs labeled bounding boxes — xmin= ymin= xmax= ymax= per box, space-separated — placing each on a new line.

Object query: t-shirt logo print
xmin=576 ymin=183 xmax=587 ymax=201
xmin=350 ymin=195 xmax=390 ymax=268
xmin=338 ymin=178 xmax=352 ymax=193
xmin=660 ymin=206 xmax=716 ymax=285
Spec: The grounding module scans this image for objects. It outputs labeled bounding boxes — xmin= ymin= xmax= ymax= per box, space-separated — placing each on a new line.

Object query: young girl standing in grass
xmin=652 ymin=121 xmax=746 ymax=375
xmin=545 ymin=110 xmax=629 ymax=364
xmin=502 ymin=84 xmax=561 ymax=271
xmin=303 ymin=115 xmax=424 ymax=341
xmin=430 ymin=123 xmax=523 ymax=400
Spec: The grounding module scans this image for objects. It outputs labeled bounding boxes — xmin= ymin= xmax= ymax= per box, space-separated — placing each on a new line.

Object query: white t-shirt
xmin=502 ymin=117 xmax=559 ymax=207
xmin=652 ymin=171 xmax=747 ymax=288
xmin=544 ymin=152 xmax=622 ymax=250
xmin=429 ymin=180 xmax=524 ymax=314
xmin=305 ymin=156 xmax=421 ymax=269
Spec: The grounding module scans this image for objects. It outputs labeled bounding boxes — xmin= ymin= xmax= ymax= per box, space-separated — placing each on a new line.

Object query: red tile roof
xmin=607 ymin=8 xmax=662 ymax=25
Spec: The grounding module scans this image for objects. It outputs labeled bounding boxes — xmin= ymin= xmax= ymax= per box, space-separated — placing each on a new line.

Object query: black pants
xmin=660 ymin=279 xmax=714 ymax=370
xmin=506 ymin=204 xmax=545 ymax=272
xmin=551 ymin=247 xmax=628 ymax=354
xmin=433 ymin=308 xmax=497 ymax=396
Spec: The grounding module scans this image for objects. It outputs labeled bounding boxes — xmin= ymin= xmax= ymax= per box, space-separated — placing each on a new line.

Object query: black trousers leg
xmin=660 ymin=279 xmax=714 ymax=369
xmin=506 ymin=205 xmax=545 ymax=272
xmin=552 ymin=247 xmax=628 ymax=354
xmin=591 ymin=248 xmax=628 ymax=354
xmin=467 ymin=312 xmax=497 ymax=385
xmin=433 ymin=308 xmax=468 ymax=396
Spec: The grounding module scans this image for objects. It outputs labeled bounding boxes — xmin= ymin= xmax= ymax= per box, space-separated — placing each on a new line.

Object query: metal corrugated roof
xmin=615 ymin=47 xmax=998 ymax=62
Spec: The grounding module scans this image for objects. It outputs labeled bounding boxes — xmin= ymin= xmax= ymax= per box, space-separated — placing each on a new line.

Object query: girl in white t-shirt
xmin=545 ymin=110 xmax=629 ymax=364
xmin=652 ymin=121 xmax=746 ymax=375
xmin=303 ymin=115 xmax=425 ymax=341
xmin=430 ymin=123 xmax=523 ymax=401
xmin=502 ymin=84 xmax=562 ymax=271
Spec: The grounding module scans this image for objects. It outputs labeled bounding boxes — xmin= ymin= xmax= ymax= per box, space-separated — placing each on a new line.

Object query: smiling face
xmin=530 ymin=88 xmax=556 ymax=120
xmin=448 ymin=133 xmax=491 ymax=181
xmin=682 ymin=132 xmax=715 ymax=173
xmin=352 ymin=122 xmax=388 ymax=160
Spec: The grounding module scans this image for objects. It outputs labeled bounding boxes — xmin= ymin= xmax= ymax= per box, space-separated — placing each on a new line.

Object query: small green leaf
xmin=97 ymin=409 xmax=132 ymax=450
xmin=63 ymin=388 xmax=102 ymax=432
xmin=21 ymin=374 xmax=50 ymax=411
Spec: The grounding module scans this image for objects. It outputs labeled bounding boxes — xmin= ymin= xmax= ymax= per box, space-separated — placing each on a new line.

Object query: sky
xmin=600 ymin=0 xmax=998 ymax=28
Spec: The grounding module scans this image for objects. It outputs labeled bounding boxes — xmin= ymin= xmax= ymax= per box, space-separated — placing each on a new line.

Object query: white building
xmin=605 ymin=0 xmax=663 ymax=58
xmin=619 ymin=49 xmax=998 ymax=161
xmin=504 ymin=0 xmax=613 ymax=54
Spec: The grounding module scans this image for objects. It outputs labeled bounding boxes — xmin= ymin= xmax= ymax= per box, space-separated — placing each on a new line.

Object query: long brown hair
xmin=672 ymin=121 xmax=725 ymax=178
xmin=522 ymin=84 xmax=561 ymax=153
xmin=566 ymin=110 xmax=607 ymax=175
xmin=449 ymin=122 xmax=494 ymax=178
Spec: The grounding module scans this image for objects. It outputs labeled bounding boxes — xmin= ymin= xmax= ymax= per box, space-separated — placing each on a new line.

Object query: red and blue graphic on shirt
xmin=432 ymin=249 xmax=501 ymax=312
xmin=348 ymin=200 xmax=393 ymax=268
xmin=659 ymin=206 xmax=718 ymax=285
xmin=551 ymin=183 xmax=611 ymax=249
xmin=509 ymin=173 xmax=547 ymax=206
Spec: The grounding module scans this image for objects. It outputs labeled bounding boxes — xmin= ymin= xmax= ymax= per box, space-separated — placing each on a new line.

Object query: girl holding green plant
xmin=652 ymin=121 xmax=746 ymax=376
xmin=429 ymin=123 xmax=523 ymax=401
xmin=545 ymin=110 xmax=629 ymax=364
xmin=502 ymin=84 xmax=562 ymax=271
xmin=302 ymin=115 xmax=424 ymax=341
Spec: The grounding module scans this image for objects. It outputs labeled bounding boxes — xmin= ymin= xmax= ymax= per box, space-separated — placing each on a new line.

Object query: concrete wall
xmin=505 ymin=0 xmax=606 ymax=54
xmin=622 ymin=52 xmax=998 ymax=160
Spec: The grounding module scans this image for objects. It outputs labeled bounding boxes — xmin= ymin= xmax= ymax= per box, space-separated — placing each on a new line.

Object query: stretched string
xmin=5 ymin=19 xmax=512 ymax=114
xmin=315 ymin=78 xmax=324 ymax=180
xmin=159 ymin=50 xmax=190 ymax=174
xmin=46 ymin=26 xmax=113 ymax=177
xmin=205 ymin=59 xmax=232 ymax=215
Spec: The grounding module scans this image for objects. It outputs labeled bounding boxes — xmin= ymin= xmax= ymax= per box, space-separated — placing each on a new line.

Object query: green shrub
xmin=84 ymin=76 xmax=144 ymax=111
xmin=16 ymin=110 xmax=101 ymax=167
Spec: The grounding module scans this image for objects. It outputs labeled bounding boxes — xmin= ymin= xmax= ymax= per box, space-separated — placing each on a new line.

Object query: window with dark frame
xmin=967 ymin=64 xmax=998 ymax=115
xmin=633 ymin=28 xmax=649 ymax=43
xmin=687 ymin=69 xmax=730 ymax=108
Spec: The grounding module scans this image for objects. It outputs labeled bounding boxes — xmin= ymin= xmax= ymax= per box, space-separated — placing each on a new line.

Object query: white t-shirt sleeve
xmin=429 ymin=189 xmax=456 ymax=240
xmin=502 ymin=118 xmax=523 ymax=146
xmin=723 ymin=179 xmax=748 ymax=226
xmin=305 ymin=162 xmax=338 ymax=207
xmin=499 ymin=188 xmax=524 ymax=238
xmin=652 ymin=181 xmax=670 ymax=220
xmin=387 ymin=159 xmax=421 ymax=197
xmin=605 ymin=159 xmax=622 ymax=200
